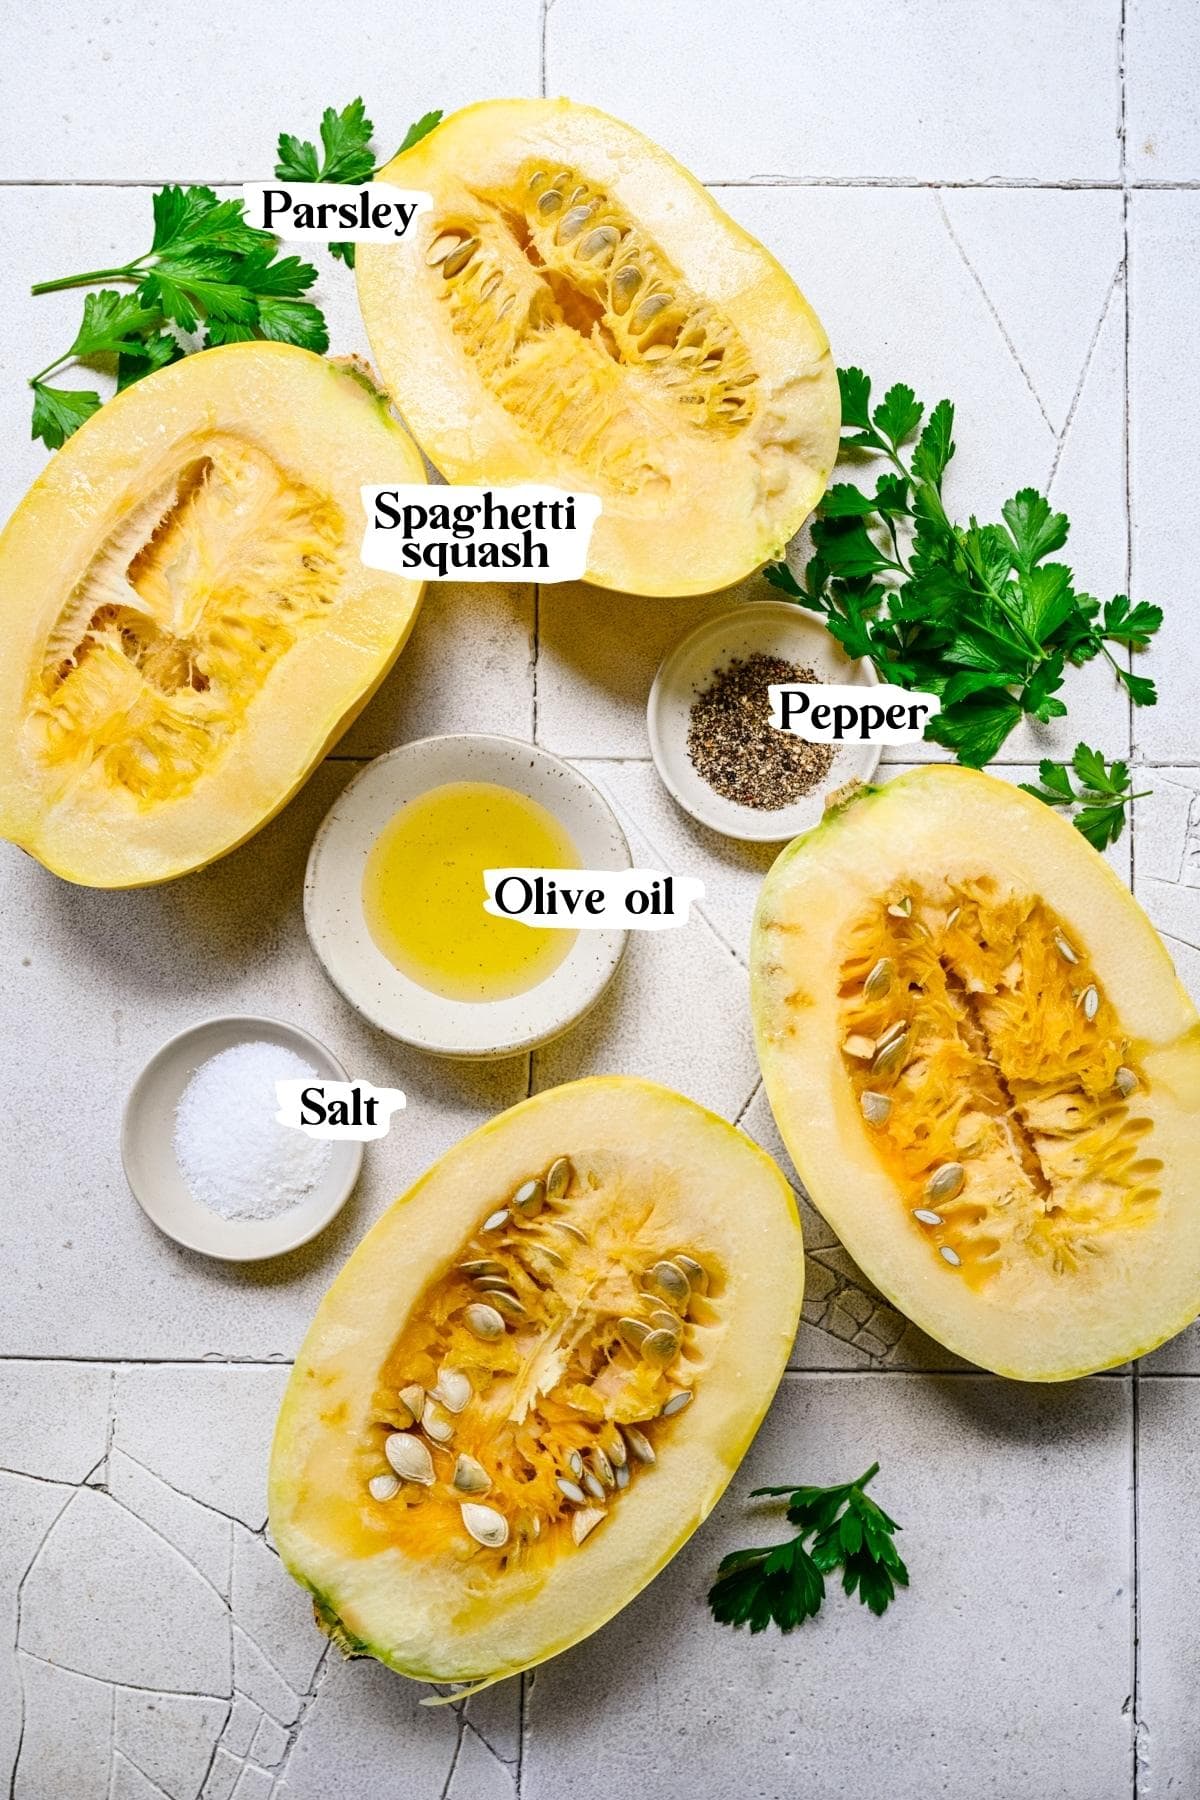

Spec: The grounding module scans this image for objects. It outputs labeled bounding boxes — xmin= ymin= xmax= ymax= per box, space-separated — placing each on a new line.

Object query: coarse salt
xmin=173 ymin=1041 xmax=333 ymax=1221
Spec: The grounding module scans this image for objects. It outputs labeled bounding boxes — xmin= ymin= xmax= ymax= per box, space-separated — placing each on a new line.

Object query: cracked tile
xmin=0 ymin=1472 xmax=75 ymax=1790
xmin=111 ymin=1753 xmax=172 ymax=1800
xmin=251 ymin=1710 xmax=289 ymax=1768
xmin=115 ymin=1367 xmax=289 ymax=1533
xmin=222 ymin=1694 xmax=262 ymax=1759
xmin=1130 ymin=192 xmax=1200 ymax=764
xmin=1134 ymin=772 xmax=1200 ymax=1006
xmin=577 ymin=759 xmax=776 ymax=964
xmin=20 ymin=1486 xmax=231 ymax=1695
xmin=937 ymin=190 xmax=1122 ymax=439
xmin=201 ymin=1751 xmax=243 ymax=1800
xmin=447 ymin=1718 xmax=519 ymax=1800
xmin=232 ymin=1526 xmax=326 ymax=1697
xmin=13 ymin=1656 xmax=112 ymax=1800
xmin=232 ymin=1627 xmax=302 ymax=1729
xmin=275 ymin=1657 xmax=515 ymax=1800
xmin=546 ymin=0 xmax=1120 ymax=180
xmin=109 ymin=1451 xmax=232 ymax=1599
xmin=0 ymin=1362 xmax=112 ymax=1485
xmin=522 ymin=1375 xmax=1132 ymax=1800
xmin=115 ymin=1690 xmax=230 ymax=1800
xmin=230 ymin=1766 xmax=274 ymax=1800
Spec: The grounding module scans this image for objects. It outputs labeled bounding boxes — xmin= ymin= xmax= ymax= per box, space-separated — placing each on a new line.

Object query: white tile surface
xmin=546 ymin=0 xmax=1122 ymax=181
xmin=1 ymin=1 xmax=1195 ymax=1792
xmin=1126 ymin=0 xmax=1200 ymax=182
xmin=1129 ymin=191 xmax=1200 ymax=764
xmin=524 ymin=1374 xmax=1134 ymax=1800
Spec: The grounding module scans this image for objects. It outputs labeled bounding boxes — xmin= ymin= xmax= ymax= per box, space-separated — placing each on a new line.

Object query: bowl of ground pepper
xmin=647 ymin=601 xmax=881 ymax=841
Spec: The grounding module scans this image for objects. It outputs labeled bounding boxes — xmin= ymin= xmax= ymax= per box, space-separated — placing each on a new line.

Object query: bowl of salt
xmin=121 ymin=1015 xmax=363 ymax=1261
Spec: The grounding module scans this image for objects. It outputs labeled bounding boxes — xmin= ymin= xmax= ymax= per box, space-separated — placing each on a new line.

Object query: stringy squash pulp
xmin=751 ymin=768 xmax=1200 ymax=1380
xmin=356 ymin=100 xmax=840 ymax=596
xmin=0 ymin=344 xmax=426 ymax=886
xmin=269 ymin=1078 xmax=802 ymax=1684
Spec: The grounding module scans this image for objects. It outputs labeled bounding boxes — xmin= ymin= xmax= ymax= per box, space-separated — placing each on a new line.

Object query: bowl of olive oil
xmin=304 ymin=736 xmax=631 ymax=1056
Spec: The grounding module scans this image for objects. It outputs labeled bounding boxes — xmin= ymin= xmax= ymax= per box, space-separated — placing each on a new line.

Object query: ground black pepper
xmin=686 ymin=654 xmax=838 ymax=810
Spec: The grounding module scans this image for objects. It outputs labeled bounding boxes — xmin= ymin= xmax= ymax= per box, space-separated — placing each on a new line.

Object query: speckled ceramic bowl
xmin=648 ymin=600 xmax=882 ymax=842
xmin=121 ymin=1015 xmax=362 ymax=1261
xmin=304 ymin=736 xmax=631 ymax=1058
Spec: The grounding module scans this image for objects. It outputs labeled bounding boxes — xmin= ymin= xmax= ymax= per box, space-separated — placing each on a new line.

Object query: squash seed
xmin=421 ymin=1399 xmax=454 ymax=1444
xmin=425 ymin=232 xmax=464 ymax=265
xmin=864 ymin=957 xmax=895 ymax=1000
xmin=512 ymin=1177 xmax=546 ymax=1219
xmin=368 ymin=1472 xmax=400 ymax=1502
xmin=481 ymin=1209 xmax=509 ymax=1233
xmin=590 ymin=1446 xmax=615 ymax=1488
xmin=939 ymin=1245 xmax=963 ymax=1268
xmin=618 ymin=1317 xmax=650 ymax=1351
xmin=1054 ymin=931 xmax=1079 ymax=965
xmin=641 ymin=1328 xmax=679 ymax=1366
xmin=572 ymin=1506 xmax=606 ymax=1546
xmin=926 ymin=1163 xmax=965 ymax=1204
xmin=452 ymin=1453 xmax=491 ymax=1496
xmin=433 ymin=1369 xmax=472 ymax=1414
xmin=871 ymin=1030 xmax=909 ymax=1079
xmin=673 ymin=1254 xmax=708 ymax=1295
xmin=661 ymin=1390 xmax=693 ymax=1418
xmin=860 ymin=1090 xmax=892 ymax=1126
xmin=461 ymin=1502 xmax=509 ymax=1549
xmin=552 ymin=1219 xmax=589 ymax=1244
xmin=441 ymin=237 xmax=479 ymax=279
xmin=464 ymin=1302 xmax=505 ymax=1341
xmin=647 ymin=1307 xmax=680 ymax=1334
xmin=557 ymin=204 xmax=595 ymax=242
xmin=474 ymin=1277 xmax=520 ymax=1297
xmin=844 ymin=1033 xmax=877 ymax=1061
xmin=490 ymin=1290 xmax=528 ymax=1320
xmin=913 ymin=1208 xmax=944 ymax=1227
xmin=1081 ymin=985 xmax=1100 ymax=1022
xmin=887 ymin=895 xmax=913 ymax=917
xmin=556 ymin=1476 xmax=586 ymax=1504
xmin=546 ymin=1155 xmax=573 ymax=1202
xmin=459 ymin=1259 xmax=507 ymax=1278
xmin=583 ymin=1471 xmax=607 ymax=1501
xmin=579 ymin=226 xmax=620 ymax=262
xmin=621 ymin=1426 xmax=656 ymax=1465
xmin=646 ymin=1260 xmax=691 ymax=1307
xmin=612 ymin=265 xmax=643 ymax=312
xmin=631 ymin=291 xmax=671 ymax=333
xmin=1115 ymin=1065 xmax=1138 ymax=1098
xmin=385 ymin=1432 xmax=434 ymax=1485
xmin=614 ymin=1460 xmax=631 ymax=1490
xmin=567 ymin=1449 xmax=584 ymax=1479
xmin=536 ymin=189 xmax=563 ymax=214
xmin=399 ymin=1383 xmax=426 ymax=1421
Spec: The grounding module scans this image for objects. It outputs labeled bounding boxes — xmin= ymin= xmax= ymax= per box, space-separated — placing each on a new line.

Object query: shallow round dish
xmin=648 ymin=600 xmax=882 ymax=842
xmin=121 ymin=1016 xmax=363 ymax=1262
xmin=304 ymin=735 xmax=631 ymax=1058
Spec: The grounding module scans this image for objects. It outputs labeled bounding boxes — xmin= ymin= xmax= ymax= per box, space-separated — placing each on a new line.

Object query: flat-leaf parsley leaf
xmin=709 ymin=1462 xmax=907 ymax=1635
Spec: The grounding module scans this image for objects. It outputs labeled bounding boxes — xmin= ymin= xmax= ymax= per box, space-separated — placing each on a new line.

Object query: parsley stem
xmin=31 ymin=263 xmax=143 ymax=297
xmin=854 ymin=1462 xmax=880 ymax=1490
xmin=29 ymin=356 xmax=69 ymax=386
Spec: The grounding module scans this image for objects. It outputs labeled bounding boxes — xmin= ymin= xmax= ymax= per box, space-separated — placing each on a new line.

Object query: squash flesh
xmin=0 ymin=344 xmax=426 ymax=886
xmin=751 ymin=768 xmax=1200 ymax=1380
xmin=269 ymin=1077 xmax=803 ymax=1683
xmin=357 ymin=100 xmax=840 ymax=596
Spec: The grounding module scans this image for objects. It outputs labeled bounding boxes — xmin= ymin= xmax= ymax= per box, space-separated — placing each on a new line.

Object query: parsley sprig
xmin=766 ymin=367 xmax=1162 ymax=771
xmin=709 ymin=1461 xmax=907 ymax=1634
xmin=28 ymin=185 xmax=326 ymax=447
xmin=275 ymin=99 xmax=443 ymax=268
xmin=1020 ymin=744 xmax=1150 ymax=852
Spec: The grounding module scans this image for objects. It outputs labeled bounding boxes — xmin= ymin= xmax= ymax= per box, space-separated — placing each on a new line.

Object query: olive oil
xmin=363 ymin=781 xmax=579 ymax=1003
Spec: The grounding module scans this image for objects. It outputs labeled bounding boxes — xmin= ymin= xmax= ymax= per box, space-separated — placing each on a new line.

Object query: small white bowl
xmin=121 ymin=1016 xmax=363 ymax=1261
xmin=648 ymin=600 xmax=882 ymax=842
xmin=304 ymin=735 xmax=630 ymax=1058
